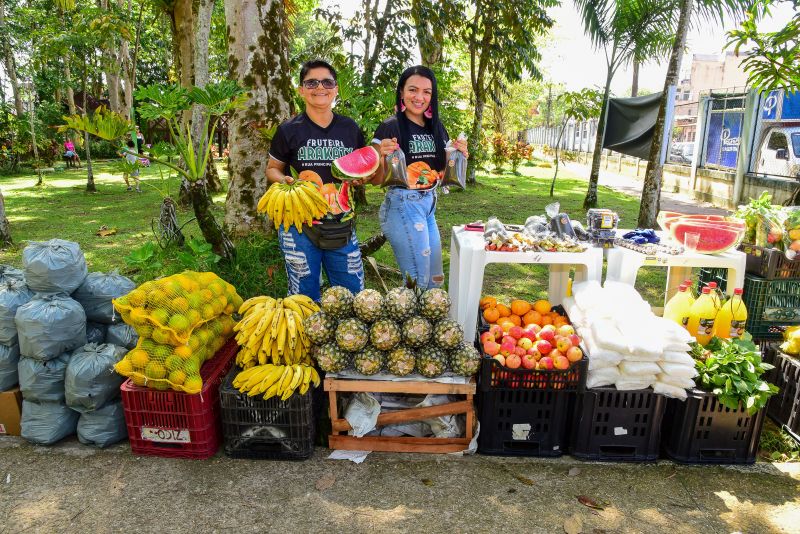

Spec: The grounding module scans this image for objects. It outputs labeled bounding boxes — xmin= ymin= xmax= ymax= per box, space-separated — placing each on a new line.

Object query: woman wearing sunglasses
xmin=267 ymin=60 xmax=380 ymax=301
xmin=373 ymin=66 xmax=468 ymax=289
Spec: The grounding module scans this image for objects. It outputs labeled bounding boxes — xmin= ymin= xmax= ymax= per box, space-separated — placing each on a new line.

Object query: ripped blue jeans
xmin=278 ymin=226 xmax=365 ymax=302
xmin=378 ymin=187 xmax=444 ymax=289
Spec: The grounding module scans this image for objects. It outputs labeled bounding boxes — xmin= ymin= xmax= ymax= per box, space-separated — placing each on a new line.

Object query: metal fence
xmin=526 ymin=119 xmax=598 ymax=153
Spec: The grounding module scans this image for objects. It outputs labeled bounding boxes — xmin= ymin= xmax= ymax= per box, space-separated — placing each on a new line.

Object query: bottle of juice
xmin=714 ymin=288 xmax=748 ymax=339
xmin=663 ymin=284 xmax=694 ymax=328
xmin=686 ymin=287 xmax=717 ymax=345
xmin=707 ymin=282 xmax=722 ymax=310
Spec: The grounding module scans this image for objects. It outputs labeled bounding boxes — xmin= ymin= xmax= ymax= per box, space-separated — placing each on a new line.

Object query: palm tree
xmin=575 ymin=0 xmax=675 ymax=209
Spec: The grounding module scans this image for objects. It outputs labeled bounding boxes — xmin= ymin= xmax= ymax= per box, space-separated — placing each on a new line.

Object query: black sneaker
xmin=126 ymin=186 xmax=133 ymax=191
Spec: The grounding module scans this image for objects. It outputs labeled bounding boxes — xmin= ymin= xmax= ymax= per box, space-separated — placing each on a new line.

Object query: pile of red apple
xmin=480 ymin=322 xmax=584 ymax=371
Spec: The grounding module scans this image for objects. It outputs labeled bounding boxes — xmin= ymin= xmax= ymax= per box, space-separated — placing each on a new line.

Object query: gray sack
xmin=105 ymin=323 xmax=139 ymax=350
xmin=18 ymin=353 xmax=70 ymax=402
xmin=15 ymin=293 xmax=86 ymax=361
xmin=86 ymin=322 xmax=108 ymax=344
xmin=77 ymin=401 xmax=128 ymax=448
xmin=65 ymin=343 xmax=126 ymax=413
xmin=0 ymin=343 xmax=20 ymax=391
xmin=0 ymin=265 xmax=24 ymax=284
xmin=20 ymin=400 xmax=79 ymax=445
xmin=22 ymin=239 xmax=88 ymax=293
xmin=73 ymin=272 xmax=135 ymax=324
xmin=0 ymin=279 xmax=34 ymax=345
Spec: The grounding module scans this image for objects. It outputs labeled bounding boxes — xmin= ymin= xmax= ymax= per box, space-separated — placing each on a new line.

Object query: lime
xmin=168 ymin=314 xmax=190 ymax=333
xmin=168 ymin=369 xmax=187 ymax=385
xmin=172 ymin=297 xmax=190 ymax=313
xmin=115 ymin=358 xmax=134 ymax=375
xmin=183 ymin=358 xmax=201 ymax=375
xmin=127 ymin=290 xmax=146 ymax=308
xmin=183 ymin=375 xmax=203 ymax=393
xmin=152 ymin=328 xmax=173 ymax=345
xmin=129 ymin=349 xmax=149 ymax=369
xmin=151 ymin=308 xmax=170 ymax=326
xmin=145 ymin=361 xmax=167 ymax=379
xmin=165 ymin=355 xmax=184 ymax=372
xmin=174 ymin=345 xmax=192 ymax=360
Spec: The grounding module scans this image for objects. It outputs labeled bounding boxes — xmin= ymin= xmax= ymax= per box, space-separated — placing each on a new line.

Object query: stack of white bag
xmin=562 ymin=280 xmax=698 ymax=400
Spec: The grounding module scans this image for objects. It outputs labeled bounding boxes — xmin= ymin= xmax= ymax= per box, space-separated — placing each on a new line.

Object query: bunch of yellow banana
xmin=257 ymin=181 xmax=330 ymax=232
xmin=233 ymin=363 xmax=320 ymax=401
xmin=234 ymin=294 xmax=320 ymax=368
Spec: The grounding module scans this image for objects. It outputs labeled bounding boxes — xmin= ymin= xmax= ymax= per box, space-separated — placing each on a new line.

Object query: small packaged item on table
xmin=586 ymin=208 xmax=619 ymax=248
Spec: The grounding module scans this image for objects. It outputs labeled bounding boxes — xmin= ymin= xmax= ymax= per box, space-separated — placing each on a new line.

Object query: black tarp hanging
xmin=602 ymin=92 xmax=665 ymax=160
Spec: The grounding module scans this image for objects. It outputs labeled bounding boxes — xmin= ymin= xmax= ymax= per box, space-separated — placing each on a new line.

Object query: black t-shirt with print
xmin=269 ymin=112 xmax=365 ymax=218
xmin=373 ymin=114 xmax=449 ymax=190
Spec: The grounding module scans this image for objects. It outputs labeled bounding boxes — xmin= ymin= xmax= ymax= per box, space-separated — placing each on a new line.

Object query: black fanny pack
xmin=304 ymin=219 xmax=353 ymax=250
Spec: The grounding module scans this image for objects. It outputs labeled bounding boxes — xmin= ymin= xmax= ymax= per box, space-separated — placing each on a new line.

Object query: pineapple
xmin=416 ymin=346 xmax=447 ymax=378
xmin=320 ymin=286 xmax=354 ymax=319
xmin=335 ymin=318 xmax=369 ymax=352
xmin=433 ymin=319 xmax=464 ymax=350
xmin=418 ymin=288 xmax=451 ymax=321
xmin=384 ymin=287 xmax=417 ymax=321
xmin=448 ymin=342 xmax=481 ymax=376
xmin=352 ymin=289 xmax=384 ymax=323
xmin=314 ymin=342 xmax=350 ymax=373
xmin=370 ymin=319 xmax=402 ymax=351
xmin=354 ymin=345 xmax=386 ymax=375
xmin=386 ymin=345 xmax=416 ymax=376
xmin=402 ymin=316 xmax=432 ymax=348
xmin=304 ymin=311 xmax=337 ymax=345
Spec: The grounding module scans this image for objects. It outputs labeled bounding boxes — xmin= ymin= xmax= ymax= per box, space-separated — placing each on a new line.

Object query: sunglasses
xmin=302 ymin=78 xmax=337 ymax=89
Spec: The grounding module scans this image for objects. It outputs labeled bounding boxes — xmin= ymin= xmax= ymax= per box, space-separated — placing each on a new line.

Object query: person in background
xmin=135 ymin=126 xmax=145 ymax=154
xmin=63 ymin=139 xmax=81 ymax=168
xmin=373 ymin=65 xmax=468 ymax=288
xmin=122 ymin=139 xmax=141 ymax=192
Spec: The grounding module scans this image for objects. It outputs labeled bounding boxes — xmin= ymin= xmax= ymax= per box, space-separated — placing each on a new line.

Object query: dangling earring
xmin=400 ymin=100 xmax=406 ymax=112
xmin=424 ymin=107 xmax=433 ymax=119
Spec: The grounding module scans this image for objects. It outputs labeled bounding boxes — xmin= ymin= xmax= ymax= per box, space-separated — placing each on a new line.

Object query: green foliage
xmin=559 ymin=88 xmax=604 ymax=123
xmin=176 ymin=236 xmax=221 ymax=270
xmin=212 ymin=233 xmax=289 ymax=299
xmin=334 ymin=63 xmax=396 ymax=142
xmin=60 ymin=106 xmax=133 ymax=142
xmin=691 ymin=335 xmax=779 ymax=414
xmin=509 ymin=141 xmax=533 ymax=174
xmin=760 ymin=425 xmax=800 ymax=462
xmin=490 ymin=133 xmax=511 ymax=172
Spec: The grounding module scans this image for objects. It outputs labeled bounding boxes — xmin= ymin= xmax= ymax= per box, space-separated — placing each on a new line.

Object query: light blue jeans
xmin=379 ymin=187 xmax=444 ymax=289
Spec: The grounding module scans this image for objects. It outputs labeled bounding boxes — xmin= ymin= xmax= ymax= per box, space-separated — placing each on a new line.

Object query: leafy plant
xmin=125 ymin=241 xmax=161 ymax=271
xmin=691 ymin=334 xmax=779 ymax=414
xmin=490 ymin=134 xmax=511 ymax=172
xmin=734 ymin=191 xmax=784 ymax=247
xmin=509 ymin=141 xmax=533 ymax=174
xmin=176 ymin=236 xmax=221 ymax=270
xmin=760 ymin=426 xmax=800 ymax=462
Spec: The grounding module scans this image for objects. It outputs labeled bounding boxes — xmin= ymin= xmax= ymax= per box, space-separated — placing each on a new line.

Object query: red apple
xmin=536 ymin=339 xmax=553 ymax=355
xmin=480 ymin=331 xmax=494 ymax=345
xmin=549 ymin=349 xmax=563 ymax=360
xmin=556 ymin=336 xmax=572 ymax=353
xmin=566 ymin=346 xmax=583 ymax=363
xmin=569 ymin=334 xmax=581 ymax=348
xmin=489 ymin=324 xmax=504 ymax=340
xmin=538 ymin=328 xmax=556 ymax=343
xmin=553 ymin=355 xmax=570 ymax=370
xmin=501 ymin=335 xmax=516 ymax=346
xmin=514 ymin=346 xmax=526 ymax=357
xmin=500 ymin=340 xmax=516 ymax=357
xmin=527 ymin=323 xmax=542 ymax=335
xmin=537 ymin=356 xmax=554 ymax=370
xmin=526 ymin=347 xmax=542 ymax=361
xmin=520 ymin=330 xmax=537 ymax=342
xmin=558 ymin=324 xmax=575 ymax=337
xmin=493 ymin=354 xmax=506 ymax=366
xmin=521 ymin=353 xmax=537 ymax=369
xmin=484 ymin=340 xmax=500 ymax=356
xmin=505 ymin=353 xmax=522 ymax=369
xmin=508 ymin=326 xmax=524 ymax=340
xmin=517 ymin=337 xmax=534 ymax=350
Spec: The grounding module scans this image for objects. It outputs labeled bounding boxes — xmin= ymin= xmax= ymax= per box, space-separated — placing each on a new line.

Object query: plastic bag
xmin=77 ymin=401 xmax=128 ymax=448
xmin=65 ymin=343 xmax=127 ymax=412
xmin=73 ymin=271 xmax=136 ymax=324
xmin=0 ymin=265 xmax=24 ymax=284
xmin=0 ymin=343 xmax=20 ymax=391
xmin=783 ymin=207 xmax=800 ymax=260
xmin=381 ymin=149 xmax=409 ymax=188
xmin=653 ymin=382 xmax=688 ymax=400
xmin=18 ymin=352 xmax=71 ymax=402
xmin=15 ymin=293 xmax=86 ymax=361
xmin=22 ymin=239 xmax=88 ymax=293
xmin=113 ymin=271 xmax=242 ymax=346
xmin=86 ymin=322 xmax=107 ymax=344
xmin=615 ymin=376 xmax=656 ymax=390
xmin=20 ymin=400 xmax=79 ymax=445
xmin=587 ymin=367 xmax=620 ymax=388
xmin=659 ymin=361 xmax=698 ymax=379
xmin=0 ymin=279 xmax=34 ymax=345
xmin=441 ymin=133 xmax=467 ymax=192
xmin=114 ymin=314 xmax=235 ymax=394
xmin=105 ymin=323 xmax=138 ymax=350
xmin=344 ymin=392 xmax=381 ymax=437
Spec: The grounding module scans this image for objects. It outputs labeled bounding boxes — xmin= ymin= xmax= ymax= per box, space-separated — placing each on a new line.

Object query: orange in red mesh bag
xmin=113 ymin=271 xmax=243 ymax=346
xmin=115 ymin=314 xmax=236 ymax=393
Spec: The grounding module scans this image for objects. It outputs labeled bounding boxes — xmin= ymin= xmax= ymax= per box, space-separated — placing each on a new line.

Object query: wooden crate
xmin=325 ymin=377 xmax=476 ymax=454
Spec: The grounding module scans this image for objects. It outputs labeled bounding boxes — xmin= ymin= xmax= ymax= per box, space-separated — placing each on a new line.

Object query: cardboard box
xmin=0 ymin=387 xmax=23 ymax=436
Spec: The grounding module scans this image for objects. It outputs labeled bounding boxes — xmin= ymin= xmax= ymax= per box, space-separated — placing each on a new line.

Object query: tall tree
xmin=410 ymin=0 xmax=445 ymax=66
xmin=223 ymin=0 xmax=295 ymax=236
xmin=631 ymin=59 xmax=640 ymax=96
xmin=0 ymin=187 xmax=11 ymax=247
xmin=575 ymin=0 xmax=674 ymax=209
xmin=549 ymin=88 xmax=603 ymax=196
xmin=0 ymin=0 xmax=24 ymax=116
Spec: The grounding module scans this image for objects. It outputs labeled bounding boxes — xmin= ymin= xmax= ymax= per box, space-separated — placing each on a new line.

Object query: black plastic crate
xmin=697 ymin=267 xmax=729 ymax=293
xmin=662 ymin=389 xmax=766 ymax=464
xmin=767 ymin=350 xmax=800 ymax=436
xmin=740 ymin=243 xmax=800 ymax=280
xmin=743 ymin=274 xmax=800 ymax=341
xmin=479 ymin=354 xmax=587 ymax=393
xmin=219 ymin=368 xmax=316 ymax=460
xmin=570 ymin=388 xmax=665 ymax=462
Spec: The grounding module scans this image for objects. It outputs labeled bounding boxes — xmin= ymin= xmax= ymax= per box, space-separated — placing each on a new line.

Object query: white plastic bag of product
xmin=659 ymin=362 xmax=698 ymax=379
xmin=664 ymin=342 xmax=693 ymax=353
xmin=656 ymin=373 xmax=695 ymax=389
xmin=653 ymin=382 xmax=688 ymax=400
xmin=22 ymin=239 xmax=87 ymax=293
xmin=587 ymin=367 xmax=621 ymax=388
xmin=662 ymin=351 xmax=696 ymax=366
xmin=615 ymin=375 xmax=656 ymax=390
xmin=619 ymin=361 xmax=662 ymax=376
xmin=590 ymin=320 xmax=628 ymax=354
xmin=660 ymin=318 xmax=695 ymax=343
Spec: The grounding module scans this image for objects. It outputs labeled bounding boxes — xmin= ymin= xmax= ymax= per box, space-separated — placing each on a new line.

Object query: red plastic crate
xmin=120 ymin=339 xmax=237 ymax=459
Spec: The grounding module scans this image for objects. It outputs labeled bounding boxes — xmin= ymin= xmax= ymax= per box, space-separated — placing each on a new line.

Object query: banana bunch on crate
xmin=257 ymin=181 xmax=329 ymax=232
xmin=233 ymin=363 xmax=321 ymax=401
xmin=234 ymin=295 xmax=319 ymax=368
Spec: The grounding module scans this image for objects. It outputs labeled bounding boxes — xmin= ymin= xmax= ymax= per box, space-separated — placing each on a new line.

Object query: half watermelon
xmin=670 ymin=220 xmax=745 ymax=254
xmin=332 ymin=146 xmax=380 ymax=181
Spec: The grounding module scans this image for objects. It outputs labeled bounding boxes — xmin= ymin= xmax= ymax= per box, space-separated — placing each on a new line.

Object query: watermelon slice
xmin=332 ymin=146 xmax=379 ymax=181
xmin=670 ymin=221 xmax=744 ymax=254
xmin=657 ymin=210 xmax=731 ymax=231
xmin=664 ymin=217 xmax=745 ymax=233
xmin=337 ymin=181 xmax=351 ymax=212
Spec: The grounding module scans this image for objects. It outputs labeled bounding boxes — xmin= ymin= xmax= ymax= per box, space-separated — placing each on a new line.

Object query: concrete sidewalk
xmin=562 ymin=162 xmax=731 ymax=216
xmin=1 ymin=436 xmax=798 ymax=533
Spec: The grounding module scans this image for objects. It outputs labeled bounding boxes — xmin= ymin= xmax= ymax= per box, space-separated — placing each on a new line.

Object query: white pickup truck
xmin=755 ymin=125 xmax=800 ymax=178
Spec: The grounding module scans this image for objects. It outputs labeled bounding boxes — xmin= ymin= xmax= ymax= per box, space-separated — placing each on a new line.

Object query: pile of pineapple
xmin=305 ymin=286 xmax=480 ymax=378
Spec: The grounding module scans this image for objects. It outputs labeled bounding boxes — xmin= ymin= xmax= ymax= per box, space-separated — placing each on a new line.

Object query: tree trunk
xmin=0 ymin=0 xmax=23 ymax=116
xmin=64 ymin=63 xmax=77 ymax=115
xmin=411 ymin=0 xmax=443 ymax=66
xmin=83 ymin=59 xmax=96 ymax=193
xmin=0 ymin=188 xmax=11 ymax=247
xmin=466 ymin=97 xmax=485 ymax=185
xmin=637 ymin=0 xmax=693 ymax=229
xmin=631 ymin=59 xmax=640 ymax=97
xmin=550 ymin=120 xmax=568 ymax=196
xmin=223 ymin=0 xmax=294 ymax=236
xmin=192 ymin=179 xmax=234 ymax=259
xmin=583 ymin=69 xmax=613 ymax=210
xmin=28 ymin=92 xmax=42 ymax=186
xmin=191 ymin=0 xmax=220 ymax=192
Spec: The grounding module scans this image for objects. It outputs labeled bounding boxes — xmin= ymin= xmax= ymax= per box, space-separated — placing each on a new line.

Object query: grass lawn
xmin=0 ymin=158 xmax=670 ymax=304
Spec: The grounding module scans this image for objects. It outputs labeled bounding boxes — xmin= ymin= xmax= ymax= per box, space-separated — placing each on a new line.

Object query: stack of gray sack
xmin=66 ymin=343 xmax=128 ymax=448
xmin=16 ymin=241 xmax=88 ymax=444
xmin=0 ymin=275 xmax=33 ymax=391
xmin=74 ymin=271 xmax=138 ymax=349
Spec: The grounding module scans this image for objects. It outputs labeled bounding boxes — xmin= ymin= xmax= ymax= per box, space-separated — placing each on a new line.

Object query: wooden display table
xmin=325 ymin=377 xmax=476 ymax=454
